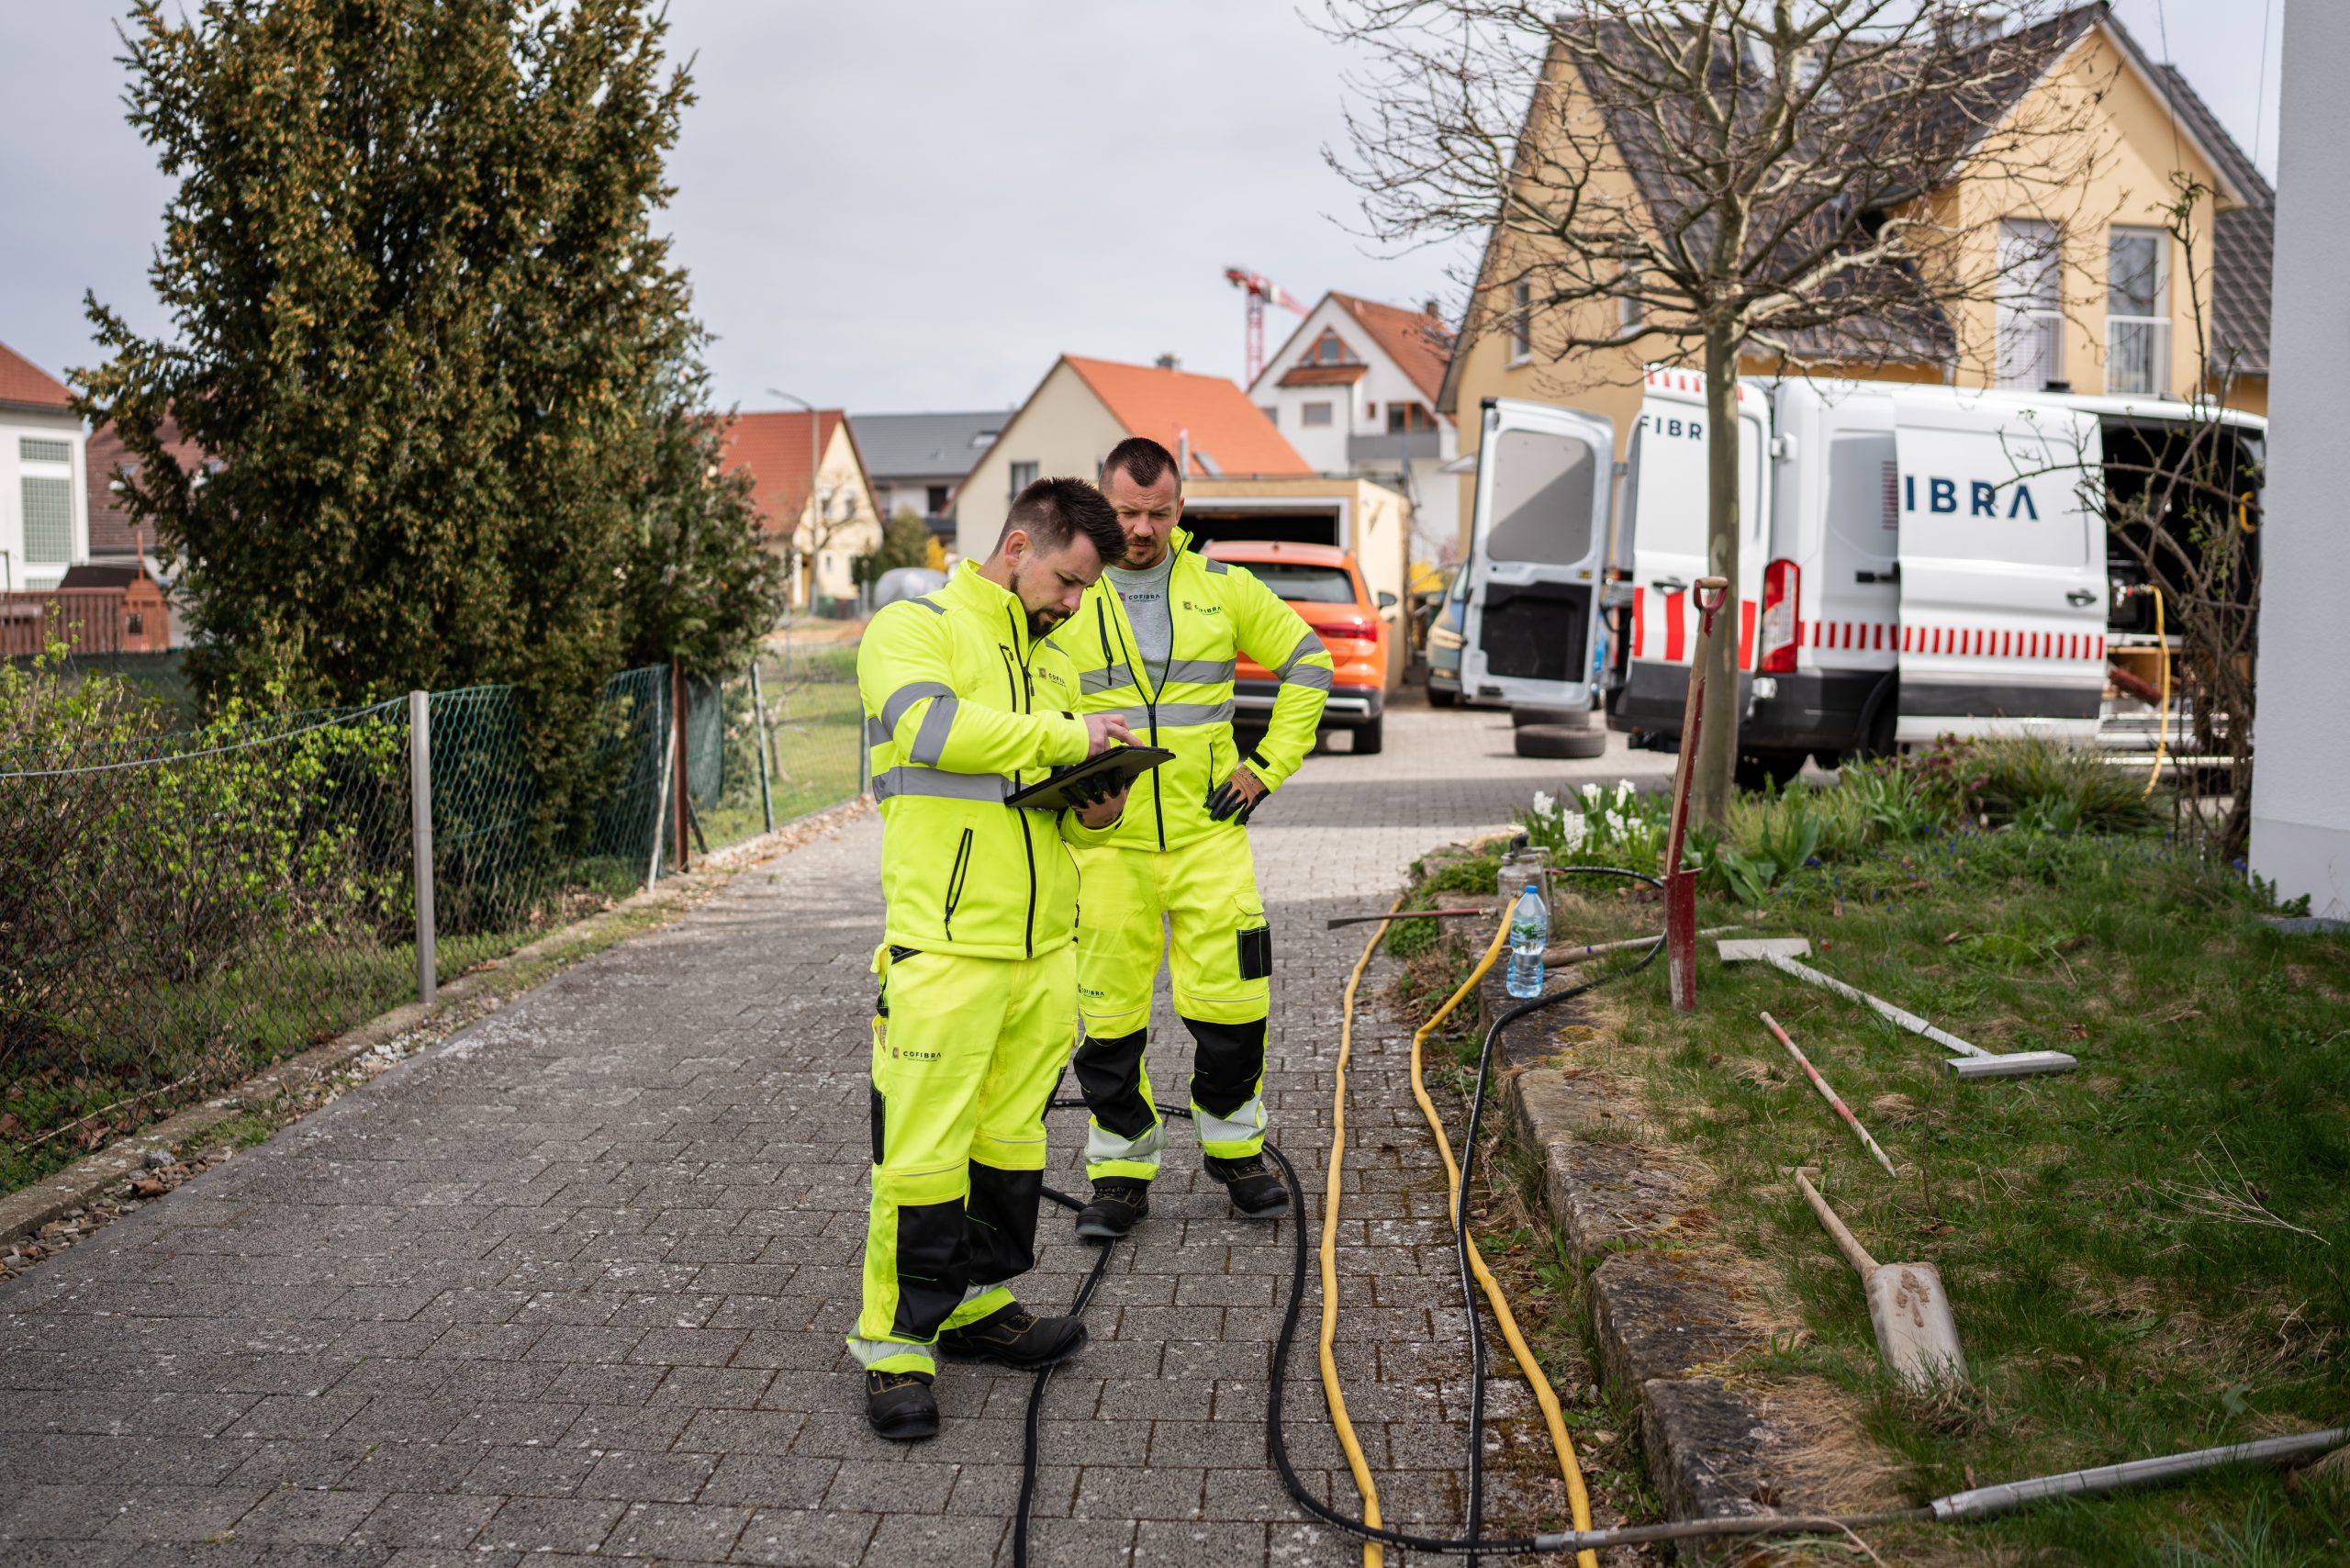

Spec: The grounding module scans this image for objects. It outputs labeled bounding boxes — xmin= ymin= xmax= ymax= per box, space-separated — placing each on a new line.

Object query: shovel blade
xmin=1948 ymin=1051 xmax=2077 ymax=1079
xmin=1864 ymin=1261 xmax=1968 ymax=1390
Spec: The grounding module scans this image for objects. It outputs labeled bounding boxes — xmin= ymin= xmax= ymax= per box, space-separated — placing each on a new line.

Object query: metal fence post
xmin=749 ymin=661 xmax=775 ymax=834
xmin=648 ymin=687 xmax=673 ymax=889
xmin=671 ymin=657 xmax=690 ymax=872
xmin=408 ymin=689 xmax=437 ymax=1006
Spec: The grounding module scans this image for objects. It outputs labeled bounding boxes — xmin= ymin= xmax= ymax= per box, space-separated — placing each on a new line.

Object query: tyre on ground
xmin=1349 ymin=717 xmax=1383 ymax=755
xmin=1510 ymin=705 xmax=1592 ymax=729
xmin=1514 ymin=723 xmax=1606 ymax=760
xmin=1733 ymin=748 xmax=1808 ymax=790
xmin=1428 ymin=687 xmax=1457 ymax=708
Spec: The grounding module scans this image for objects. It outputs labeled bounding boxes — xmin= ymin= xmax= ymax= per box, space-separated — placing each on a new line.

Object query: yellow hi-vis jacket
xmin=1058 ymin=530 xmax=1333 ymax=853
xmin=858 ymin=561 xmax=1094 ymax=962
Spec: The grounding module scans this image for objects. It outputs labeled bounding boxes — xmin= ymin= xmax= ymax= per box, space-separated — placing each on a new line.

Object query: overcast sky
xmin=0 ymin=1 xmax=2284 ymax=419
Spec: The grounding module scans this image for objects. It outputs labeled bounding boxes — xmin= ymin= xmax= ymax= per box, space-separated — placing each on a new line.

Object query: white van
xmin=1461 ymin=374 xmax=2264 ymax=777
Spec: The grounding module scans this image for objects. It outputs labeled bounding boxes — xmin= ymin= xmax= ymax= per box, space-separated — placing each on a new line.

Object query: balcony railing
xmin=2107 ymin=318 xmax=2170 ymax=397
xmin=1348 ymin=431 xmax=1442 ymax=465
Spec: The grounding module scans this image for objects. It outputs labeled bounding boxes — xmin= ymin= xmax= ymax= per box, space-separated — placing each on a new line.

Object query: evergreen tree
xmin=79 ymin=0 xmax=774 ymax=820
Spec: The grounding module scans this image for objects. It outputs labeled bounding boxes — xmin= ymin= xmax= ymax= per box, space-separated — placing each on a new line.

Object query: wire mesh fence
xmin=1 ymin=633 xmax=866 ymax=1196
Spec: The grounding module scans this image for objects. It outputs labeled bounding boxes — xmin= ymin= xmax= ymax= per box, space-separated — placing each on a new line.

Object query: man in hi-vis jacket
xmin=1055 ymin=437 xmax=1333 ymax=1238
xmin=850 ymin=477 xmax=1132 ymax=1441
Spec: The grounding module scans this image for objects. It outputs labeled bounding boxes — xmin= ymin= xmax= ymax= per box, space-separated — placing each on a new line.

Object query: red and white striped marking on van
xmin=1629 ymin=585 xmax=1760 ymax=669
xmin=1631 ymin=590 xmax=2108 ymax=666
xmin=1899 ymin=627 xmax=2107 ymax=660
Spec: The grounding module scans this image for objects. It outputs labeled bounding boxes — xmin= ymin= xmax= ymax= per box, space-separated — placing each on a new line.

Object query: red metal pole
xmin=1662 ymin=576 xmax=1729 ymax=1012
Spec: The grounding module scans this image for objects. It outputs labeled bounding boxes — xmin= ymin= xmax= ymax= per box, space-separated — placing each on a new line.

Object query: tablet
xmin=1003 ymin=745 xmax=1174 ymax=812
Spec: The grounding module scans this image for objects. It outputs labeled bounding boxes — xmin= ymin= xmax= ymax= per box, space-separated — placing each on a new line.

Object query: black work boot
xmin=865 ymin=1369 xmax=939 ymax=1441
xmin=1073 ymin=1178 xmax=1151 ymax=1241
xmin=1203 ymin=1152 xmax=1291 ymax=1219
xmin=936 ymin=1302 xmax=1089 ymax=1370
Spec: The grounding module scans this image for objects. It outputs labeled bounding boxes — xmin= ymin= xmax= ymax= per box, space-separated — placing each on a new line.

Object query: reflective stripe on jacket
xmin=1058 ymin=530 xmax=1332 ymax=853
xmin=857 ymin=561 xmax=1091 ymax=960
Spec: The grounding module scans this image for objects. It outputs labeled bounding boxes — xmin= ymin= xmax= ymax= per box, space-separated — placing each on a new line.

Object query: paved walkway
xmin=0 ymin=700 xmax=1668 ymax=1568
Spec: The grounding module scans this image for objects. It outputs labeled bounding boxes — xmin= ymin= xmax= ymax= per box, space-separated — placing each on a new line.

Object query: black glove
xmin=1203 ymin=775 xmax=1266 ymax=824
xmin=1061 ymin=770 xmax=1118 ymax=810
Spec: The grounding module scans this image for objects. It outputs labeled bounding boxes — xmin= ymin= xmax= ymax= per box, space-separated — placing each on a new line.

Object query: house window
xmin=1996 ymin=218 xmax=2064 ymax=390
xmin=1509 ymin=279 xmax=1532 ymax=363
xmin=1302 ymin=402 xmax=1334 ymax=428
xmin=21 ymin=476 xmax=73 ymax=564
xmin=1259 ymin=405 xmax=1280 ymax=427
xmin=2107 ymin=227 xmax=2169 ymax=396
xmin=1387 ymin=401 xmax=1438 ymax=433
xmin=1008 ymin=460 xmax=1038 ymax=497
xmin=1617 ymin=266 xmax=1644 ymax=334
xmin=18 ymin=437 xmax=70 ymax=465
xmin=1308 ymin=331 xmax=1356 ymax=367
xmin=926 ymin=484 xmax=950 ymax=515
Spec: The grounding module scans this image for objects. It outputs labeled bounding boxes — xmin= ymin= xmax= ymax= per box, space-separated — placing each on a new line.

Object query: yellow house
xmin=720 ymin=409 xmax=884 ymax=615
xmin=1438 ymin=6 xmax=2273 ymax=549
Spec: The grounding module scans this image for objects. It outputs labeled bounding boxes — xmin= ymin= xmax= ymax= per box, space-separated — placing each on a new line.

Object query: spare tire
xmin=1515 ymin=724 xmax=1607 ymax=759
xmin=1510 ymin=704 xmax=1592 ymax=729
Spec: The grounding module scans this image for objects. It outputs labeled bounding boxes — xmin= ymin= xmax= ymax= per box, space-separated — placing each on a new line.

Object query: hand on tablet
xmin=1083 ymin=712 xmax=1135 ymax=756
xmin=1073 ymin=784 xmax=1129 ymax=829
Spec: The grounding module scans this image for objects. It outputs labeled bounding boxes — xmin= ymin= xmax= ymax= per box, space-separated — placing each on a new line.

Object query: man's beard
xmin=1027 ymin=605 xmax=1064 ymax=637
xmin=1122 ymin=532 xmax=1165 ymax=569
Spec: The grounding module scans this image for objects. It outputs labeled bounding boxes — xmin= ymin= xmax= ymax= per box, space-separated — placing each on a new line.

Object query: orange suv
xmin=1204 ymin=540 xmax=1393 ymax=755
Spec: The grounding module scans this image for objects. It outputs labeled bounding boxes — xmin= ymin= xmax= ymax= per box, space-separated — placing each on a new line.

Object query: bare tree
xmin=1327 ymin=0 xmax=2115 ymax=821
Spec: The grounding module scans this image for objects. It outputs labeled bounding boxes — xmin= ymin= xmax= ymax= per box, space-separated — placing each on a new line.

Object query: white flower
xmin=1616 ymin=779 xmax=1634 ymax=805
xmin=1561 ymin=814 xmax=1589 ymax=850
xmin=1582 ymin=781 xmax=1603 ymax=803
xmin=1532 ymin=790 xmax=1555 ymax=818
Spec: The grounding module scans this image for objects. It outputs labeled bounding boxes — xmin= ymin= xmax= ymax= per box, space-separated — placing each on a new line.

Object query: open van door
xmin=1889 ymin=391 xmax=2105 ymax=742
xmin=1461 ymin=398 xmax=1615 ymax=707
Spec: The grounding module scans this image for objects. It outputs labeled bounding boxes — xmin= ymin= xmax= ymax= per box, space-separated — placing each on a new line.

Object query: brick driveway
xmin=0 ymin=700 xmax=1668 ymax=1567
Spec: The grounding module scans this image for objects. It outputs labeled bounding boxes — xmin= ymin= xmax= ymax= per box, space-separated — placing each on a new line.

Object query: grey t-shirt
xmin=1105 ymin=549 xmax=1178 ymax=678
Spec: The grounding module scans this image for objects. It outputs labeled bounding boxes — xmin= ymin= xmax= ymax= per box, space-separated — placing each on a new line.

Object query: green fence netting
xmin=1 ymin=638 xmax=866 ymax=1197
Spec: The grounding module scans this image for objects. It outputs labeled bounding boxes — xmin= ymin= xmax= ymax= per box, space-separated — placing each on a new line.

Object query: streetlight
xmin=766 ymin=387 xmax=822 ymax=613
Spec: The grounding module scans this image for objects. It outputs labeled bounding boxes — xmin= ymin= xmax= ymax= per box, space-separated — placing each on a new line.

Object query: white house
xmin=1245 ymin=293 xmax=1459 ymax=564
xmin=0 ymin=340 xmax=88 ymax=593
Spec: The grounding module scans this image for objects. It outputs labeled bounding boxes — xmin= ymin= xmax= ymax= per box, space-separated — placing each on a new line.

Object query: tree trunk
xmin=1693 ymin=324 xmax=1742 ymax=824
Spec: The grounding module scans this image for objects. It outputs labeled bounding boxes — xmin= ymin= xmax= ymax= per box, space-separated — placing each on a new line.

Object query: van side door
xmin=1461 ymin=398 xmax=1616 ymax=706
xmin=1890 ymin=392 xmax=2106 ymax=742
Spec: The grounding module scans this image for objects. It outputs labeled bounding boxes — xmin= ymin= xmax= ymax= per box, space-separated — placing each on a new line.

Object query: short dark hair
xmin=1101 ymin=436 xmax=1182 ymax=493
xmin=1002 ymin=476 xmax=1123 ymax=566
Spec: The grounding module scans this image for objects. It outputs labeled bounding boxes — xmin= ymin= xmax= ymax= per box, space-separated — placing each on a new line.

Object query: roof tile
xmin=1063 ymin=357 xmax=1311 ymax=476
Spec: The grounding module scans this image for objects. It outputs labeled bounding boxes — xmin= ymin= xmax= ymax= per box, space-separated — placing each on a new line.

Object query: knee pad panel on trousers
xmin=964 ymin=1160 xmax=1044 ymax=1289
xmin=1182 ymin=1014 xmax=1268 ymax=1120
xmin=884 ymin=1197 xmax=969 ymax=1344
xmin=1072 ymin=1028 xmax=1156 ymax=1139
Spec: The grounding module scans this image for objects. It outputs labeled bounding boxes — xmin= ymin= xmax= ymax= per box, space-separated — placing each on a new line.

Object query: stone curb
xmin=0 ymin=797 xmax=871 ymax=1252
xmin=1478 ymin=949 xmax=1805 ymax=1555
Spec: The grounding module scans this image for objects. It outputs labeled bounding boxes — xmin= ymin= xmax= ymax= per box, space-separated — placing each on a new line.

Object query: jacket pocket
xmin=942 ymin=827 xmax=975 ymax=936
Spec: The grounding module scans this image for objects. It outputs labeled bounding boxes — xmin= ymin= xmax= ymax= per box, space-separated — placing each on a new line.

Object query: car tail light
xmin=1761 ymin=559 xmax=1799 ymax=674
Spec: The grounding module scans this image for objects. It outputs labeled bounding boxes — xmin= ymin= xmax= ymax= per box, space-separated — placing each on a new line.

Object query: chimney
xmin=1154 ymin=353 xmax=1181 ymax=371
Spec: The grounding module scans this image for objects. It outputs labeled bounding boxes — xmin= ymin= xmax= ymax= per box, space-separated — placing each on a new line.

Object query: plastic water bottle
xmin=1505 ymin=879 xmax=1548 ymax=999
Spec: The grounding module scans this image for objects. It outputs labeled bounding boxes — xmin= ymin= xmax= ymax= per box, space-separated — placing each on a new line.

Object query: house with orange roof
xmin=953 ymin=353 xmax=1313 ymax=562
xmin=0 ymin=339 xmax=89 ymax=593
xmin=719 ymin=408 xmax=883 ymax=616
xmin=1245 ymin=294 xmax=1461 ymax=561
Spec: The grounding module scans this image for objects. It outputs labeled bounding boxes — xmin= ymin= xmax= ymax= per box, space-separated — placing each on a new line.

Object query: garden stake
xmin=1763 ymin=1012 xmax=1898 ymax=1177
xmin=1790 ymin=1166 xmax=1967 ymax=1391
xmin=1662 ymin=575 xmax=1729 ymax=1013
xmin=1718 ymin=936 xmax=2076 ymax=1078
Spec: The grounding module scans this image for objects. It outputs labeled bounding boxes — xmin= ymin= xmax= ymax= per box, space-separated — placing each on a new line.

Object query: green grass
xmin=1481 ymin=827 xmax=2350 ymax=1563
xmin=699 ymin=662 xmax=865 ymax=850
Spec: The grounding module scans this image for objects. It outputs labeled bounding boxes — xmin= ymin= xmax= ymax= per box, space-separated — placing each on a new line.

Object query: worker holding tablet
xmin=850 ymin=476 xmax=1136 ymax=1441
xmin=1058 ymin=437 xmax=1333 ymax=1237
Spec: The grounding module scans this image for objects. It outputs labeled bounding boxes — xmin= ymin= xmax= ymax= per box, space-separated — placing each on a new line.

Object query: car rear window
xmin=1242 ymin=562 xmax=1358 ymax=604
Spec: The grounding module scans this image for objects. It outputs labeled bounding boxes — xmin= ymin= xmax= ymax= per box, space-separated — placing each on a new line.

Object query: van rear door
xmin=1461 ymin=398 xmax=1615 ymax=706
xmin=1890 ymin=392 xmax=2106 ymax=741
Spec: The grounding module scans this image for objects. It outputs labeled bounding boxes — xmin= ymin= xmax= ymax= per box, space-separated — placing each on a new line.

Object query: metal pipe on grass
xmin=1764 ymin=1012 xmax=1898 ymax=1177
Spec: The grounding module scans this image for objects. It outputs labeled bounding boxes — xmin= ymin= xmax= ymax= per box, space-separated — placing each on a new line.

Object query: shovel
xmin=1718 ymin=936 xmax=2076 ymax=1079
xmin=1790 ymin=1166 xmax=1968 ymax=1391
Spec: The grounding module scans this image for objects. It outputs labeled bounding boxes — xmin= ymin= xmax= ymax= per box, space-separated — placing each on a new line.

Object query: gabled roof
xmin=720 ymin=409 xmax=867 ymax=533
xmin=1328 ymin=294 xmax=1452 ymax=404
xmin=87 ymin=418 xmax=207 ymax=556
xmin=848 ymin=409 xmax=1013 ymax=482
xmin=1062 ymin=356 xmax=1311 ymax=477
xmin=0 ymin=340 xmax=73 ymax=413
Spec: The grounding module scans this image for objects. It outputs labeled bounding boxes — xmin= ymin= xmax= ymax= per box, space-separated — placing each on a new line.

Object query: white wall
xmin=955 ymin=362 xmax=1127 ymax=563
xmin=0 ymin=409 xmax=88 ymax=592
xmin=2248 ymin=0 xmax=2350 ymax=918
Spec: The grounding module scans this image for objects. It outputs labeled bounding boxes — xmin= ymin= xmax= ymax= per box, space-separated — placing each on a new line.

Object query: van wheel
xmin=1351 ymin=717 xmax=1384 ymax=755
xmin=1428 ymin=687 xmax=1457 ymax=708
xmin=1734 ymin=749 xmax=1808 ymax=790
xmin=1511 ymin=705 xmax=1591 ymax=729
xmin=1516 ymin=724 xmax=1606 ymax=760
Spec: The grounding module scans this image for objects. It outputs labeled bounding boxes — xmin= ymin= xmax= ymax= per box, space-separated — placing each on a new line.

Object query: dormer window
xmin=1305 ymin=330 xmax=1358 ymax=367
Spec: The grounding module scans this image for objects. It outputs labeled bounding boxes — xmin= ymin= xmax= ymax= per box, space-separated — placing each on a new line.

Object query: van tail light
xmin=1761 ymin=558 xmax=1799 ymax=674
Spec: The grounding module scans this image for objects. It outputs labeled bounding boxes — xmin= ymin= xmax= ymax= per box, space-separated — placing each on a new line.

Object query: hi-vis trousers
xmin=1070 ymin=832 xmax=1273 ymax=1182
xmin=848 ymin=943 xmax=1074 ymax=1376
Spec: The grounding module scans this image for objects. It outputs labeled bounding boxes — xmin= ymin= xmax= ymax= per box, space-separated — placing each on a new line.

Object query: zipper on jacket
xmin=1105 ymin=597 xmax=1169 ymax=853
xmin=942 ymin=827 xmax=974 ymax=938
xmin=1001 ymin=614 xmax=1040 ymax=958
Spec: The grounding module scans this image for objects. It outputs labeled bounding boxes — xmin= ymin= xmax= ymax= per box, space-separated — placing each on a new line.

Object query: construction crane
xmin=1224 ymin=266 xmax=1309 ymax=384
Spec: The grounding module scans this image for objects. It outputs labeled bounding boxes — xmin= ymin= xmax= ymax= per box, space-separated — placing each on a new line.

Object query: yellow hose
xmin=1323 ymin=904 xmax=1601 ymax=1568
xmin=2143 ymin=585 xmax=2168 ymax=797
xmin=1320 ymin=905 xmax=1396 ymax=1567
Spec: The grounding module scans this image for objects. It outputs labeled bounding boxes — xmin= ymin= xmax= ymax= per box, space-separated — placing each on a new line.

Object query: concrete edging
xmin=0 ymin=798 xmax=871 ymax=1252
